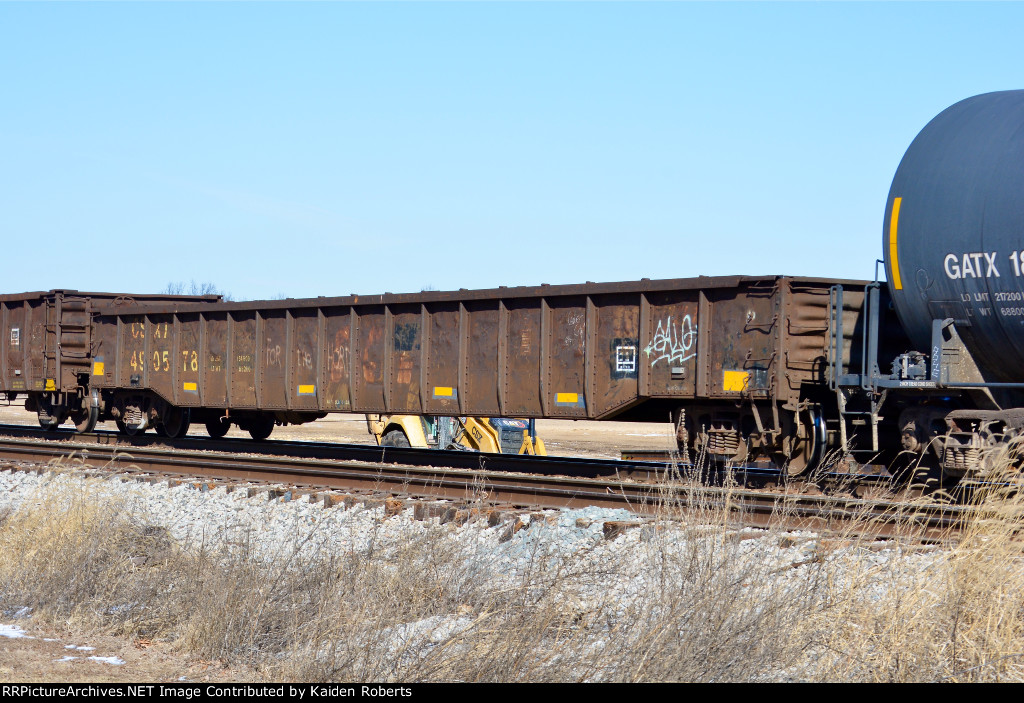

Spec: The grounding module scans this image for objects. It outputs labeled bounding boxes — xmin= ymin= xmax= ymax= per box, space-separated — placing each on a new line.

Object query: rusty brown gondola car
xmin=0 ymin=290 xmax=220 ymax=433
xmin=83 ymin=275 xmax=909 ymax=474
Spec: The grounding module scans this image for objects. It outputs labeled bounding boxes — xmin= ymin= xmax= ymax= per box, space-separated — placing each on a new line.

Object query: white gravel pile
xmin=0 ymin=465 xmax=949 ymax=680
xmin=0 ymin=465 xmax=942 ymax=587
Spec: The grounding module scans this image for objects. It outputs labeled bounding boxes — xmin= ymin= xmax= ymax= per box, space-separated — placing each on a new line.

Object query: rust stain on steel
xmin=0 ymin=292 xmax=223 ymax=425
xmin=203 ymin=312 xmax=229 ymax=406
xmin=323 ymin=308 xmax=353 ymax=411
xmin=261 ymin=310 xmax=288 ymax=410
xmin=292 ymin=310 xmax=319 ymax=411
xmin=463 ymin=301 xmax=500 ymax=415
xmin=87 ymin=275 xmax=872 ymax=426
xmin=423 ymin=303 xmax=460 ymax=416
xmin=546 ymin=297 xmax=588 ymax=419
xmin=353 ymin=307 xmax=385 ymax=412
xmin=230 ymin=312 xmax=257 ymax=408
xmin=388 ymin=305 xmax=422 ymax=413
xmin=177 ymin=314 xmax=202 ymax=408
xmin=504 ymin=301 xmax=541 ymax=416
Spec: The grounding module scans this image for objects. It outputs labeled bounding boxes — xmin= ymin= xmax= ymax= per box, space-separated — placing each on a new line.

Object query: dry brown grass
xmin=798 ymin=478 xmax=1024 ymax=682
xmin=2 ymin=468 xmax=1024 ymax=682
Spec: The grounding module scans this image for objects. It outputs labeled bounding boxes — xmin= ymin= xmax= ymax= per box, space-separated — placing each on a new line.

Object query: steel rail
xmin=0 ymin=434 xmax=974 ymax=539
xmin=0 ymin=422 xmax=766 ymax=481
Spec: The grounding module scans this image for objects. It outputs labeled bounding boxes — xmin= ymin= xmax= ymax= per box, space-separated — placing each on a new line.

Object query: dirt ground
xmin=266 ymin=414 xmax=676 ymax=459
xmin=0 ymin=626 xmax=256 ymax=683
xmin=0 ymin=403 xmax=675 ymax=682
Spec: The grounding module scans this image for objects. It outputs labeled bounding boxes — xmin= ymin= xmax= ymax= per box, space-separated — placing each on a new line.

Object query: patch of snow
xmin=0 ymin=624 xmax=33 ymax=639
xmin=88 ymin=656 xmax=125 ymax=665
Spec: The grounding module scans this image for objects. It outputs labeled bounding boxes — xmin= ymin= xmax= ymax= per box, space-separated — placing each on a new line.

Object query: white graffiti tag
xmin=644 ymin=315 xmax=697 ymax=367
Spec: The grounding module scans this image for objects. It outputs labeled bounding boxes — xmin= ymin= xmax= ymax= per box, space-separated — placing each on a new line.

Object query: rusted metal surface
xmin=6 ymin=278 xmax=922 ymax=475
xmin=0 ymin=291 xmax=219 ymax=397
xmin=90 ymin=275 xmax=871 ymax=425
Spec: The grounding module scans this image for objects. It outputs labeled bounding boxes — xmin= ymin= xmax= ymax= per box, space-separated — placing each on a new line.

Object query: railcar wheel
xmin=205 ymin=417 xmax=231 ymax=439
xmin=783 ymin=405 xmax=827 ymax=478
xmin=71 ymin=405 xmax=98 ymax=434
xmin=248 ymin=415 xmax=275 ymax=441
xmin=71 ymin=390 xmax=100 ymax=434
xmin=382 ymin=429 xmax=411 ymax=448
xmin=159 ymin=407 xmax=191 ymax=439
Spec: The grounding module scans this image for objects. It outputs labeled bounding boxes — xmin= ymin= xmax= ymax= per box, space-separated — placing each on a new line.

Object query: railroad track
xmin=0 ymin=426 xmax=978 ymax=540
xmin=0 ymin=422 xmax=894 ymax=488
xmin=0 ymin=422 xmax=681 ymax=481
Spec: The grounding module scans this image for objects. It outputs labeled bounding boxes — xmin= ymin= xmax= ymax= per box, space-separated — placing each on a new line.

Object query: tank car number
xmin=944 ymin=250 xmax=1024 ymax=279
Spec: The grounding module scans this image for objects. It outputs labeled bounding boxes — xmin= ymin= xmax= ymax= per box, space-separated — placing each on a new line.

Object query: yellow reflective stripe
xmin=183 ymin=382 xmax=198 ymax=392
xmin=889 ymin=197 xmax=903 ymax=291
xmin=555 ymin=392 xmax=585 ymax=407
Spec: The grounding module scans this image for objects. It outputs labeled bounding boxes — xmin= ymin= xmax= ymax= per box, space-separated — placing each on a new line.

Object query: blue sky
xmin=2 ymin=2 xmax=1022 ymax=301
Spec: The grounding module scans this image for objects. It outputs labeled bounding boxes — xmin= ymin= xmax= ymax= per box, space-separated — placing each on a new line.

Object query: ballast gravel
xmin=0 ymin=465 xmax=948 ymax=680
xmin=0 ymin=465 xmax=942 ymax=587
